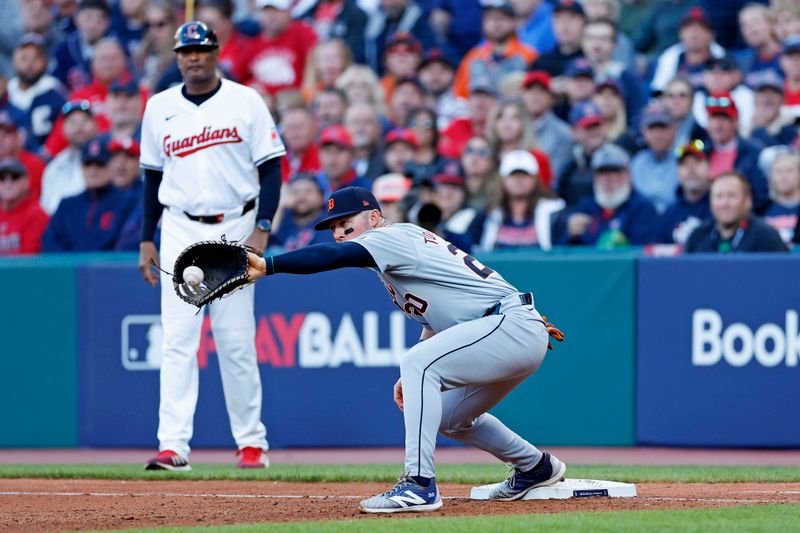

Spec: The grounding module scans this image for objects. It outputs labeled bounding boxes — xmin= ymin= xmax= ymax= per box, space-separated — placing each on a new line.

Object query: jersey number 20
xmin=447 ymin=244 xmax=495 ymax=279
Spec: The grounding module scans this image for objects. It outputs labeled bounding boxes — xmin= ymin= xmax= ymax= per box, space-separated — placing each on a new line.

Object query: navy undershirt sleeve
xmin=268 ymin=242 xmax=377 ymax=275
xmin=256 ymin=157 xmax=281 ymax=221
xmin=140 ymin=168 xmax=164 ymax=242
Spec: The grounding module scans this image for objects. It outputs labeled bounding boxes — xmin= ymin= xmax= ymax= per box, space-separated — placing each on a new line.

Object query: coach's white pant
xmin=157 ymin=208 xmax=267 ymax=459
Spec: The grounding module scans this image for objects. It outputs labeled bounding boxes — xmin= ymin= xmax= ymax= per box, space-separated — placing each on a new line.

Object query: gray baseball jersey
xmin=353 ymin=223 xmax=520 ymax=332
xmin=354 ymin=222 xmax=551 ymax=479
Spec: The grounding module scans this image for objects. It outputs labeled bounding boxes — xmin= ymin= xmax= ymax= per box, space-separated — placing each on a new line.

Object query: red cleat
xmin=145 ymin=450 xmax=191 ymax=471
xmin=236 ymin=447 xmax=269 ymax=469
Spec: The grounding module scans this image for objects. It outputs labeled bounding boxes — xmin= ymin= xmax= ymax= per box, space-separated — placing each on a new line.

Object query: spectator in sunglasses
xmin=691 ymin=56 xmax=755 ymax=138
xmin=704 ymin=92 xmax=770 ymax=212
xmin=660 ymin=77 xmax=707 ymax=151
xmin=40 ymin=100 xmax=98 ymax=214
xmin=460 ymin=136 xmax=501 ymax=211
xmin=133 ymin=2 xmax=179 ymax=91
xmin=659 ymin=140 xmax=712 ymax=245
xmin=404 ymin=107 xmax=451 ymax=186
xmin=0 ymin=157 xmax=49 ymax=255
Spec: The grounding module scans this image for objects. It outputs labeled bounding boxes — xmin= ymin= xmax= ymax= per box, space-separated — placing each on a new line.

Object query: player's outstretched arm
xmin=248 ymin=242 xmax=377 ymax=281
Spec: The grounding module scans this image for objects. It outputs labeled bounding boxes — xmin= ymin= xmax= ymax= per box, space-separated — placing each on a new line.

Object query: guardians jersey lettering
xmin=163 ymin=126 xmax=243 ymax=158
xmin=354 ymin=223 xmax=518 ymax=333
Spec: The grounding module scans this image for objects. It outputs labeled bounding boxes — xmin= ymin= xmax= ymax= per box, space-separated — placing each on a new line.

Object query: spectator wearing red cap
xmin=246 ymin=0 xmax=318 ymax=94
xmin=380 ymin=32 xmax=423 ymax=103
xmin=268 ymin=173 xmax=335 ymax=252
xmin=7 ymin=35 xmax=68 ymax=149
xmin=439 ymin=76 xmax=498 ymax=159
xmin=691 ymin=56 xmax=755 ymax=138
xmin=704 ymin=92 xmax=769 ymax=212
xmin=453 ymin=1 xmax=537 ymax=99
xmin=485 ymin=100 xmax=554 ymax=188
xmin=0 ymin=109 xmax=45 ymax=202
xmin=522 ymin=71 xmax=573 ymax=178
xmin=557 ymin=101 xmax=609 ymax=206
xmin=651 ymin=7 xmax=726 ymax=93
xmin=297 ymin=0 xmax=368 ymax=64
xmin=108 ymin=138 xmax=140 ymax=191
xmin=0 ymin=157 xmax=49 ymax=255
xmin=280 ymin=105 xmax=320 ymax=181
xmin=418 ymin=48 xmax=467 ymax=130
xmin=40 ymin=100 xmax=98 ymax=214
xmin=382 ymin=127 xmax=418 ymax=175
xmin=469 ymin=149 xmax=563 ymax=251
xmin=317 ymin=124 xmax=370 ymax=194
xmin=659 ymin=140 xmax=712 ymax=245
xmin=365 ymin=0 xmax=435 ymax=76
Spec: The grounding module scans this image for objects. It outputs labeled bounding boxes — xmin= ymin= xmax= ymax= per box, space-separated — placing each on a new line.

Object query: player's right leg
xmin=145 ymin=211 xmax=205 ymax=471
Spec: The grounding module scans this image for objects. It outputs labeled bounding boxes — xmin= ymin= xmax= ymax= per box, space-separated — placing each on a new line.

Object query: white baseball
xmin=183 ymin=266 xmax=204 ymax=286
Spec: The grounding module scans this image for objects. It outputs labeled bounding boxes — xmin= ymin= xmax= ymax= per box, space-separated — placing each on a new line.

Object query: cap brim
xmin=313 ymin=209 xmax=368 ymax=231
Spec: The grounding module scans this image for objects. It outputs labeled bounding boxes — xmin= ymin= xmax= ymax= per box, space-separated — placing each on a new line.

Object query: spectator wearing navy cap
xmin=691 ymin=55 xmax=755 ymax=138
xmin=452 ymin=0 xmax=538 ymax=99
xmin=554 ymin=58 xmax=595 ymax=123
xmin=555 ymin=143 xmax=659 ymax=247
xmin=382 ymin=127 xmax=418 ymax=175
xmin=469 ymin=149 xmax=564 ymax=251
xmin=0 ymin=156 xmax=49 ymax=255
xmin=630 ymin=102 xmax=679 ymax=214
xmin=531 ymin=0 xmax=585 ymax=77
xmin=7 ymin=34 xmax=68 ymax=149
xmin=365 ymin=0 xmax=435 ymax=76
xmin=418 ymin=48 xmax=467 ymax=130
xmin=704 ymin=92 xmax=769 ymax=212
xmin=557 ymin=101 xmax=609 ymax=206
xmin=651 ymin=7 xmax=726 ymax=93
xmin=52 ymin=0 xmax=113 ymax=92
xmin=737 ymin=4 xmax=784 ymax=88
xmin=782 ymin=35 xmax=800 ymax=112
xmin=659 ymin=139 xmax=712 ymax=245
xmin=0 ymin=109 xmax=46 ymax=202
xmin=40 ymin=100 xmax=98 ymax=214
xmin=751 ymin=72 xmax=797 ymax=147
xmin=42 ymin=135 xmax=137 ymax=252
xmin=521 ymin=71 xmax=573 ymax=179
xmin=317 ymin=125 xmax=371 ymax=195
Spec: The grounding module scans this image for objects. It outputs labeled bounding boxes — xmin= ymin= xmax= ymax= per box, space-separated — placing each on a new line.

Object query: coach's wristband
xmin=265 ymin=255 xmax=276 ymax=276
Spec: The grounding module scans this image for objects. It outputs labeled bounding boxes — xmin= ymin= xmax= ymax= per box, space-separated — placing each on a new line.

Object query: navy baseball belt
xmin=482 ymin=292 xmax=533 ymax=317
xmin=182 ymin=198 xmax=256 ymax=224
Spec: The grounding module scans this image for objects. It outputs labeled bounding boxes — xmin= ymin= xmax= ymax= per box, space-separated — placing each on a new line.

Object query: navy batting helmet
xmin=173 ymin=21 xmax=219 ymax=51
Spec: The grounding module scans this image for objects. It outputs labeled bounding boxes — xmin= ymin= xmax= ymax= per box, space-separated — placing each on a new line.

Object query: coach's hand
xmin=244 ymin=230 xmax=269 ymax=257
xmin=139 ymin=241 xmax=160 ymax=287
xmin=393 ymin=378 xmax=404 ymax=411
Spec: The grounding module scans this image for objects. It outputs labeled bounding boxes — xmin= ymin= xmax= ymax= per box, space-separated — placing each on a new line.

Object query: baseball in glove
xmin=172 ymin=238 xmax=255 ymax=308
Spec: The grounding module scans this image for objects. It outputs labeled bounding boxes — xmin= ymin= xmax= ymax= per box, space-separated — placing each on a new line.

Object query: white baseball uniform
xmin=353 ymin=223 xmax=551 ymax=478
xmin=140 ymin=79 xmax=286 ymax=458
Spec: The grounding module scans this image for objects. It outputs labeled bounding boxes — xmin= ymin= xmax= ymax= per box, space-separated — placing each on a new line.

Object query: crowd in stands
xmin=2 ymin=0 xmax=800 ymax=257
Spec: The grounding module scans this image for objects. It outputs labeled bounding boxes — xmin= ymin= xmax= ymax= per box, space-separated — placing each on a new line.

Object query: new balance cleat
xmin=359 ymin=473 xmax=443 ymax=514
xmin=145 ymin=450 xmax=191 ymax=472
xmin=488 ymin=452 xmax=566 ymax=500
xmin=236 ymin=447 xmax=269 ymax=469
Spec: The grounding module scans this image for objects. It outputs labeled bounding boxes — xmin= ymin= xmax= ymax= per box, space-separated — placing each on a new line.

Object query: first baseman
xmin=245 ymin=186 xmax=566 ymax=513
xmin=137 ymin=21 xmax=285 ymax=470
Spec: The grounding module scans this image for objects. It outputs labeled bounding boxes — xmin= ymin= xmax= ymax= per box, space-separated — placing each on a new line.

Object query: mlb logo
xmin=121 ymin=315 xmax=163 ymax=370
xmin=271 ymin=128 xmax=282 ymax=147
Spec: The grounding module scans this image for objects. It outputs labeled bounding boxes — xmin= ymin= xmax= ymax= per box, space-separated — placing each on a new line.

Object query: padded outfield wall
xmin=1 ymin=252 xmax=795 ymax=448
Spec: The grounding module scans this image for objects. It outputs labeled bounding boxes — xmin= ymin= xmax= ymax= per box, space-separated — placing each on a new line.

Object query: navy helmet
xmin=173 ymin=21 xmax=219 ymax=52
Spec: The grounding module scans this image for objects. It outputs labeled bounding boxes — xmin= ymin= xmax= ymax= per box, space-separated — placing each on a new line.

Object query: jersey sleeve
xmin=139 ymin=97 xmax=164 ymax=171
xmin=352 ymin=226 xmax=418 ymax=276
xmin=248 ymin=88 xmax=286 ymax=166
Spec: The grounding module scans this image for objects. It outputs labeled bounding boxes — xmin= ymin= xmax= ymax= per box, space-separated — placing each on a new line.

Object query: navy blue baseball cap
xmin=314 ymin=186 xmax=382 ymax=230
xmin=81 ymin=137 xmax=110 ymax=165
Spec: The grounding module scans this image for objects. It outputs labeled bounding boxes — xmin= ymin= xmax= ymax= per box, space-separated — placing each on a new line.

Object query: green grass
xmin=117 ymin=504 xmax=800 ymax=532
xmin=2 ymin=463 xmax=800 ymax=483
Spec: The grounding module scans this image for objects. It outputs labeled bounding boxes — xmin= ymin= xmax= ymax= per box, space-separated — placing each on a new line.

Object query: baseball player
xmin=245 ymin=186 xmax=566 ymax=513
xmin=137 ymin=21 xmax=285 ymax=470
